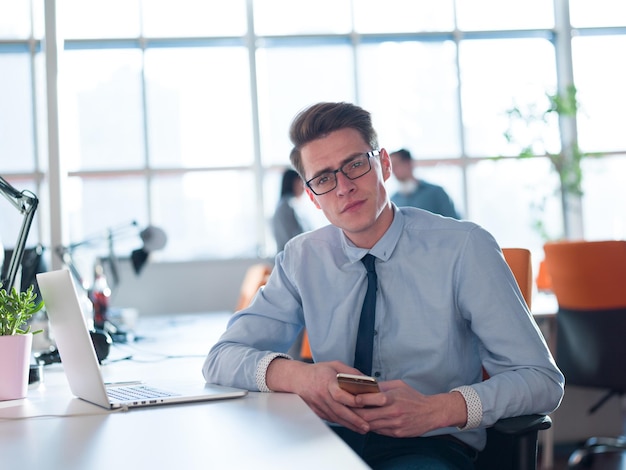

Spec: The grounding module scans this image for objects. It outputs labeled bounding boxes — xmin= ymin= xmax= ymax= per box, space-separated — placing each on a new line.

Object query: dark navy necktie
xmin=353 ymin=254 xmax=377 ymax=375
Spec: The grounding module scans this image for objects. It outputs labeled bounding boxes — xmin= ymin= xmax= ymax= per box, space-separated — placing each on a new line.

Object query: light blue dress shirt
xmin=203 ymin=205 xmax=564 ymax=450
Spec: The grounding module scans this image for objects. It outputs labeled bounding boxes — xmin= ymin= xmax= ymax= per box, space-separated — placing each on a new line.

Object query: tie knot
xmin=361 ymin=254 xmax=376 ymax=273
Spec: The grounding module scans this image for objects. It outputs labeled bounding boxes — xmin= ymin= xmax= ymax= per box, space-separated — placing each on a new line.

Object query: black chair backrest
xmin=557 ymin=307 xmax=626 ymax=391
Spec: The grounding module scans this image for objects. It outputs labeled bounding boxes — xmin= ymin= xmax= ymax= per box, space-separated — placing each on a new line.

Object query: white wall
xmin=110 ymin=257 xmax=273 ymax=316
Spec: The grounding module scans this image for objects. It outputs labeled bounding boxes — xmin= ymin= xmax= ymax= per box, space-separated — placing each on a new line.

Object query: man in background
xmin=390 ymin=148 xmax=460 ymax=219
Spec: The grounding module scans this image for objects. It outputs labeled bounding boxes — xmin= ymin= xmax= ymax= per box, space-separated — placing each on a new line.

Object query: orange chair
xmin=235 ymin=263 xmax=272 ymax=312
xmin=543 ymin=240 xmax=626 ymax=467
xmin=544 ymin=240 xmax=626 ymax=310
xmin=502 ymin=248 xmax=533 ymax=309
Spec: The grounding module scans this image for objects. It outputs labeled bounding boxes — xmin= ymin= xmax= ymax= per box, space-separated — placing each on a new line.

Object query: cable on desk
xmin=107 ymin=341 xmax=206 ymax=363
xmin=0 ymin=405 xmax=129 ymax=421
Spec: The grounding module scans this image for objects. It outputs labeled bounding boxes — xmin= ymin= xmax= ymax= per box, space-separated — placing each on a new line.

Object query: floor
xmin=540 ymin=439 xmax=626 ymax=469
xmin=537 ymin=396 xmax=626 ymax=470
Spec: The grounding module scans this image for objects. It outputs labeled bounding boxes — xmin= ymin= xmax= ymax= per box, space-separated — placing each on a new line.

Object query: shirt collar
xmin=341 ymin=203 xmax=404 ymax=264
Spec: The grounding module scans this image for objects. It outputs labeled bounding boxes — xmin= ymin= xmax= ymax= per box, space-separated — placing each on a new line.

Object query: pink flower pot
xmin=0 ymin=333 xmax=33 ymax=401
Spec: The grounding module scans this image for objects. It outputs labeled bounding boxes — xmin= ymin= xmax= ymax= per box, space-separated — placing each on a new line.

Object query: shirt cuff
xmin=255 ymin=353 xmax=292 ymax=392
xmin=450 ymin=385 xmax=483 ymax=430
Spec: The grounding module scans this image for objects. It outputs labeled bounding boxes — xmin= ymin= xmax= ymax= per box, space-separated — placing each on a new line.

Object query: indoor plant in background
xmin=0 ymin=283 xmax=43 ymax=400
xmin=502 ymin=85 xmax=603 ymax=289
xmin=503 ymin=84 xmax=602 ymax=240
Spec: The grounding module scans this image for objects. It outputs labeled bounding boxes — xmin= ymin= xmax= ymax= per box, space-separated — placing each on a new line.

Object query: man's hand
xmin=265 ymin=358 xmax=374 ymax=433
xmin=349 ymin=380 xmax=468 ymax=438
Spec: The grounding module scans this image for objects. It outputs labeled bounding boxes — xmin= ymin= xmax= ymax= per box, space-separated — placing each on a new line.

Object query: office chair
xmin=474 ymin=248 xmax=551 ymax=470
xmin=235 ymin=261 xmax=307 ymax=358
xmin=234 ymin=263 xmax=272 ymax=312
xmin=502 ymin=248 xmax=533 ymax=307
xmin=543 ymin=240 xmax=626 ymax=468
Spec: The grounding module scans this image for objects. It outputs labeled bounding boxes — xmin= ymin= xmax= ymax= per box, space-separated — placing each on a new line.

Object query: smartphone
xmin=337 ymin=373 xmax=380 ymax=394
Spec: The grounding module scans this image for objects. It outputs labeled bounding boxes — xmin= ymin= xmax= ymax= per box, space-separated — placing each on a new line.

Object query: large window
xmin=1 ymin=0 xmax=625 ymax=271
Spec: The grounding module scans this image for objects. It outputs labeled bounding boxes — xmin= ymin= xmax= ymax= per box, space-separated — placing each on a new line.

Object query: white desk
xmin=0 ymin=313 xmax=369 ymax=470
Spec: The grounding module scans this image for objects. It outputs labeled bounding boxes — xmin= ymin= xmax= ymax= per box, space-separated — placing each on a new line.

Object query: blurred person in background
xmin=390 ymin=148 xmax=460 ymax=219
xmin=272 ymin=156 xmax=309 ymax=252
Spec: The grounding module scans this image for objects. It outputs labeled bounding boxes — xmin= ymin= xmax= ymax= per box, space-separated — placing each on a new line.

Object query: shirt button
xmin=373 ymin=330 xmax=378 ymax=336
xmin=374 ymin=372 xmax=381 ymax=378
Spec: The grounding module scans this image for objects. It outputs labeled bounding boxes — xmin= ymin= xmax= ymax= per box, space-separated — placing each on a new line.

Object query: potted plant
xmin=503 ymin=84 xmax=603 ymax=240
xmin=0 ymin=283 xmax=44 ymax=400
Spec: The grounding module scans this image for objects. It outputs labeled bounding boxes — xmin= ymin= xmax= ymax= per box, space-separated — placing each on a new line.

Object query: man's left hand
xmin=350 ymin=380 xmax=468 ymax=437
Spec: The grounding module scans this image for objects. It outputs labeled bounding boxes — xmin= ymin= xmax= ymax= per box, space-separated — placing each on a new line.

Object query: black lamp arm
xmin=0 ymin=175 xmax=39 ymax=292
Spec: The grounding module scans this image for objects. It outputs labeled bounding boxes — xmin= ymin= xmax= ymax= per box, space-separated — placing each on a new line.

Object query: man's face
xmin=390 ymin=154 xmax=413 ymax=182
xmin=300 ymin=128 xmax=393 ymax=248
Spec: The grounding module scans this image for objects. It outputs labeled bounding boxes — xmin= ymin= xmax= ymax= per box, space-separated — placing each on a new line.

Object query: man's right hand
xmin=265 ymin=358 xmax=373 ymax=433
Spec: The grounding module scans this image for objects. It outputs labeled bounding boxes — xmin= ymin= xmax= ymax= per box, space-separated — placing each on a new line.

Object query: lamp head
xmin=131 ymin=226 xmax=167 ymax=274
xmin=139 ymin=226 xmax=167 ymax=252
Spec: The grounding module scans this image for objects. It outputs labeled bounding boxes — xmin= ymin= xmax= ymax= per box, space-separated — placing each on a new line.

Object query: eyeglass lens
xmin=307 ymin=151 xmax=377 ymax=195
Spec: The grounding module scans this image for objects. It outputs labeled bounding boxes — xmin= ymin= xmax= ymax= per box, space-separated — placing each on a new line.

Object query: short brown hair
xmin=289 ymin=102 xmax=378 ymax=177
xmin=390 ymin=148 xmax=413 ymax=162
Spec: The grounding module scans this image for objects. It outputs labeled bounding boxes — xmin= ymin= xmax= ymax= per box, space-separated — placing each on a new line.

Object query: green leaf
xmin=0 ymin=283 xmax=45 ymax=336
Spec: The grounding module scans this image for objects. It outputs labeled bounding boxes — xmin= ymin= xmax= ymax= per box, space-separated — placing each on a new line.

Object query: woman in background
xmin=272 ymin=159 xmax=307 ymax=252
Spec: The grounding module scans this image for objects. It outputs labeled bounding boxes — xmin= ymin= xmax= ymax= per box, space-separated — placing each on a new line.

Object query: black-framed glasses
xmin=305 ymin=150 xmax=380 ymax=196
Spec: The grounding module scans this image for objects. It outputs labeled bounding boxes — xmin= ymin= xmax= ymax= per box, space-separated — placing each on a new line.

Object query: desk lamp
xmin=56 ymin=220 xmax=167 ymax=290
xmin=0 ymin=175 xmax=39 ymax=293
xmin=55 ymin=221 xmax=166 ymax=337
xmin=30 ymin=221 xmax=167 ymax=364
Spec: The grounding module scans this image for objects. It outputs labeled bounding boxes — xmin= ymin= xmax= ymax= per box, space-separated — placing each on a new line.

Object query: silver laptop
xmin=36 ymin=269 xmax=247 ymax=410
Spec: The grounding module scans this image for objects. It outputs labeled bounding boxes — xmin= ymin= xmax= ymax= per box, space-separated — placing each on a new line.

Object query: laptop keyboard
xmin=107 ymin=385 xmax=180 ymax=402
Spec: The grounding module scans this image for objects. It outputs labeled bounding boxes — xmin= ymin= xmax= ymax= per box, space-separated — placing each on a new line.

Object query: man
xmin=204 ymin=102 xmax=563 ymax=469
xmin=390 ymin=148 xmax=460 ymax=219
